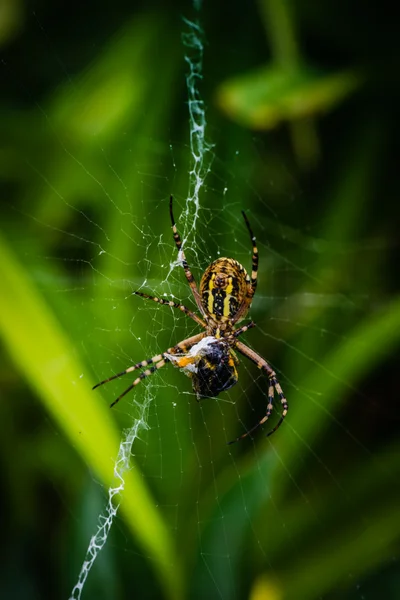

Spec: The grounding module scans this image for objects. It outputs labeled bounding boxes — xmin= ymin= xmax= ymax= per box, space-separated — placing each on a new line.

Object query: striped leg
xmin=241 ymin=210 xmax=258 ymax=296
xmin=232 ymin=321 xmax=256 ymax=338
xmin=169 ymin=196 xmax=205 ymax=316
xmin=93 ymin=332 xmax=206 ymax=408
xmin=93 ymin=353 xmax=165 ymax=390
xmin=227 ymin=341 xmax=288 ymax=444
xmin=230 ymin=212 xmax=259 ymax=325
xmin=110 ymin=359 xmax=167 ymax=407
xmin=134 ymin=291 xmax=206 ymax=327
xmin=168 ymin=332 xmax=206 ymax=356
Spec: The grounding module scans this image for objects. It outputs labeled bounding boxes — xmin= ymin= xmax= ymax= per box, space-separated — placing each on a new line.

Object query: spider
xmin=93 ymin=196 xmax=288 ymax=444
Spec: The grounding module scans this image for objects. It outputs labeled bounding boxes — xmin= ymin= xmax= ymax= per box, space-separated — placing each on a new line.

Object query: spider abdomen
xmin=199 ymin=258 xmax=250 ymax=322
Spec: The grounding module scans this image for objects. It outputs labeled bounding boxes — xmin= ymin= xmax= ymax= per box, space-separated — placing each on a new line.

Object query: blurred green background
xmin=0 ymin=1 xmax=399 ymax=599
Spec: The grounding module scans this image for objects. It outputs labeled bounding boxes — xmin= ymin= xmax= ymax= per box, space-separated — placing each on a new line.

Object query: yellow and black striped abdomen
xmin=199 ymin=258 xmax=250 ymax=321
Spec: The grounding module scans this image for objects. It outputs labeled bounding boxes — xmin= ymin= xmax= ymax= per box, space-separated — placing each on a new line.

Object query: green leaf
xmin=216 ymin=66 xmax=362 ymax=129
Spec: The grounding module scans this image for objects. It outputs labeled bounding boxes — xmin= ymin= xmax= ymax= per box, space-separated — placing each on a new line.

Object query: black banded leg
xmin=241 ymin=211 xmax=258 ymax=296
xmin=167 ymin=332 xmax=206 ymax=356
xmin=230 ymin=210 xmax=258 ymax=323
xmin=110 ymin=359 xmax=168 ymax=408
xmin=225 ymin=320 xmax=256 ymax=346
xmin=264 ymin=374 xmax=288 ymax=438
xmin=93 ymin=332 xmax=206 ymax=408
xmin=232 ymin=321 xmax=256 ymax=338
xmin=108 ymin=334 xmax=206 ymax=407
xmin=227 ymin=381 xmax=273 ymax=444
xmin=93 ymin=353 xmax=165 ymax=389
xmin=227 ymin=372 xmax=287 ymax=444
xmin=134 ymin=291 xmax=206 ymax=327
xmin=228 ymin=341 xmax=288 ymax=444
xmin=169 ymin=196 xmax=205 ymax=316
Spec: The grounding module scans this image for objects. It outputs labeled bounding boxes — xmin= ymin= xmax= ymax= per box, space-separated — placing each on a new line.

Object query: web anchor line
xmin=181 ymin=17 xmax=214 ymax=229
xmin=71 ymin=13 xmax=212 ymax=600
xmin=69 ymin=426 xmax=141 ymax=600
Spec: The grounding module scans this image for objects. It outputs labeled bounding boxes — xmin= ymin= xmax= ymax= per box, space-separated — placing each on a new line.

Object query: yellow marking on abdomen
xmin=208 ymin=273 xmax=216 ymax=315
xmin=223 ymin=277 xmax=233 ymax=317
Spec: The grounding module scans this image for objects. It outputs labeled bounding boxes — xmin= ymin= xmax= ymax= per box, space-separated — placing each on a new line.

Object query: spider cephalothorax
xmin=93 ymin=196 xmax=288 ymax=444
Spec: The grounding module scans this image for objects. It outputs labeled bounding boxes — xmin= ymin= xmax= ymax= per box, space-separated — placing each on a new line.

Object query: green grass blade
xmin=285 ymin=296 xmax=400 ymax=454
xmin=0 ymin=233 xmax=183 ymax=600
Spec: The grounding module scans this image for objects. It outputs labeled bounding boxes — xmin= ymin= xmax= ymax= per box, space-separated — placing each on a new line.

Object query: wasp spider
xmin=94 ymin=197 xmax=288 ymax=444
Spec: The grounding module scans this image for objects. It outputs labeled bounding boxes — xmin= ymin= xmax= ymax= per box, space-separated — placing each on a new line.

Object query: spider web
xmin=0 ymin=3 xmax=399 ymax=600
xmin=69 ymin=16 xmax=214 ymax=599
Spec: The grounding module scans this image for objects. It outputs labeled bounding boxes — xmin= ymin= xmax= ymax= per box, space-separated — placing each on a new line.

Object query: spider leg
xmin=166 ymin=332 xmax=206 ymax=355
xmin=232 ymin=321 xmax=256 ymax=338
xmin=227 ymin=340 xmax=288 ymax=444
xmin=110 ymin=359 xmax=167 ymax=408
xmin=134 ymin=291 xmax=206 ymax=327
xmin=94 ymin=332 xmax=206 ymax=407
xmin=230 ymin=212 xmax=259 ymax=325
xmin=169 ymin=195 xmax=205 ymax=316
xmin=223 ymin=322 xmax=255 ymax=363
xmin=241 ymin=210 xmax=258 ymax=296
xmin=93 ymin=353 xmax=165 ymax=389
